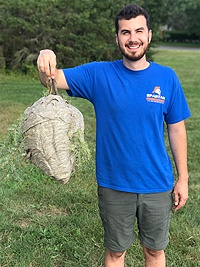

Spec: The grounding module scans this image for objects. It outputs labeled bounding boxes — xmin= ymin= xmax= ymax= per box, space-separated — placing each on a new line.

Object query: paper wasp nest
xmin=22 ymin=94 xmax=85 ymax=184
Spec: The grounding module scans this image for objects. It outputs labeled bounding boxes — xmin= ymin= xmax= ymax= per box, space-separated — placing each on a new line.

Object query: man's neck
xmin=123 ymin=56 xmax=150 ymax=71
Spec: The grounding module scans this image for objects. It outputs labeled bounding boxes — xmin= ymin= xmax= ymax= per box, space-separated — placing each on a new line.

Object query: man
xmin=37 ymin=4 xmax=191 ymax=267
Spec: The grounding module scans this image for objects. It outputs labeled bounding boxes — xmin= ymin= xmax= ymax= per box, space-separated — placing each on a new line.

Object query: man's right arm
xmin=37 ymin=49 xmax=69 ymax=90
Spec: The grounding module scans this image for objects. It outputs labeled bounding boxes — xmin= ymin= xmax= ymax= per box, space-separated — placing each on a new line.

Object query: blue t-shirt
xmin=63 ymin=61 xmax=191 ymax=193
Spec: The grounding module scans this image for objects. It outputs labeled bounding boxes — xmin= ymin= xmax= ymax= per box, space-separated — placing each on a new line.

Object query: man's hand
xmin=37 ymin=49 xmax=57 ymax=78
xmin=37 ymin=49 xmax=71 ymax=90
xmin=173 ymin=179 xmax=188 ymax=211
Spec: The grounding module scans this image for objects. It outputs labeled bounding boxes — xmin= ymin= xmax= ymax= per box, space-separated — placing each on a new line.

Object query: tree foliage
xmin=162 ymin=0 xmax=200 ymax=32
xmin=0 ymin=0 xmax=199 ymax=73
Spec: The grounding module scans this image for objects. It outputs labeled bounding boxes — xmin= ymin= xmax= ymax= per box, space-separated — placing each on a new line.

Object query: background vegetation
xmin=0 ymin=0 xmax=199 ymax=73
xmin=0 ymin=49 xmax=200 ymax=267
xmin=0 ymin=1 xmax=200 ymax=266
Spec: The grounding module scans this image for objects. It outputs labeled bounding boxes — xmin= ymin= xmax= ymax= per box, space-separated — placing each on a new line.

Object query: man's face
xmin=116 ymin=15 xmax=152 ymax=62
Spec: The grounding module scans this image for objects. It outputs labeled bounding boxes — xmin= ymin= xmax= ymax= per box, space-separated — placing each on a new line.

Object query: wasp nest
xmin=22 ymin=94 xmax=86 ymax=184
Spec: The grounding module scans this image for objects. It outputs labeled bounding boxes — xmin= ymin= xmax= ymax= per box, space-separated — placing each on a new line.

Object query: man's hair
xmin=115 ymin=4 xmax=150 ymax=34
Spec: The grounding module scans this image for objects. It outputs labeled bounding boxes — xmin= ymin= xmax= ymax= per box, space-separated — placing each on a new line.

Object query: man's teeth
xmin=129 ymin=45 xmax=140 ymax=48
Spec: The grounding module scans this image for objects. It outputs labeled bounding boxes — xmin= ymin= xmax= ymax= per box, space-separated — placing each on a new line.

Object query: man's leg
xmin=98 ymin=187 xmax=137 ymax=267
xmin=142 ymin=246 xmax=166 ymax=267
xmin=104 ymin=249 xmax=126 ymax=267
xmin=137 ymin=191 xmax=173 ymax=267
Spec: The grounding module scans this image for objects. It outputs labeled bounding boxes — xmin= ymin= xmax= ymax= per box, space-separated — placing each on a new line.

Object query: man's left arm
xmin=167 ymin=120 xmax=189 ymax=211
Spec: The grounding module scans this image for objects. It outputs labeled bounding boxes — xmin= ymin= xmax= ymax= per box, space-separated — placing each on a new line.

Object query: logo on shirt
xmin=146 ymin=86 xmax=165 ymax=104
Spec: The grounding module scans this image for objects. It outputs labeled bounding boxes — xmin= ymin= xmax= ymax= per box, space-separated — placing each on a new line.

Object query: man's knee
xmin=142 ymin=246 xmax=164 ymax=258
xmin=106 ymin=249 xmax=126 ymax=259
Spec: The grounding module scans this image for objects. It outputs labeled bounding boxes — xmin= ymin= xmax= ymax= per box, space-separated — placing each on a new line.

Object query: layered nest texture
xmin=22 ymin=94 xmax=86 ymax=184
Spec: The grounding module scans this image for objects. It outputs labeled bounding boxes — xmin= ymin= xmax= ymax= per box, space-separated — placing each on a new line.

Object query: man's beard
xmin=118 ymin=41 xmax=149 ymax=62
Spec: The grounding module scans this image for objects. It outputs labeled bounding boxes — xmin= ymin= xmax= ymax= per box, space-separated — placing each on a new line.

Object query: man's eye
xmin=136 ymin=28 xmax=144 ymax=33
xmin=121 ymin=31 xmax=130 ymax=35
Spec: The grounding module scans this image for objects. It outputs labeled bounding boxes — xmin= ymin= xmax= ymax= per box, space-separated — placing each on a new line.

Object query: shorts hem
xmin=104 ymin=237 xmax=135 ymax=253
xmin=139 ymin=239 xmax=169 ymax=251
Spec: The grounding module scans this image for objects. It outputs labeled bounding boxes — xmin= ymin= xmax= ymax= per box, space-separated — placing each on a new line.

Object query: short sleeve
xmin=62 ymin=62 xmax=97 ymax=101
xmin=165 ymin=73 xmax=191 ymax=124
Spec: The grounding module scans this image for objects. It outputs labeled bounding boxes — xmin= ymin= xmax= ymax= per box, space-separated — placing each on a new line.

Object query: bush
xmin=162 ymin=30 xmax=200 ymax=43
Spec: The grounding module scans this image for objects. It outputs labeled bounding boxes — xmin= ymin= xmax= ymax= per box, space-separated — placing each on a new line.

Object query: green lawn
xmin=0 ymin=49 xmax=200 ymax=266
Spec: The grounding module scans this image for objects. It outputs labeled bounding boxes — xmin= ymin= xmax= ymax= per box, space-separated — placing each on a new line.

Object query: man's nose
xmin=129 ymin=32 xmax=137 ymax=42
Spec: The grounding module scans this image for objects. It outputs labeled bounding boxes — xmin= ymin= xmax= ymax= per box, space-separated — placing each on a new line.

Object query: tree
xmin=163 ymin=0 xmax=200 ymax=32
xmin=2 ymin=0 xmax=198 ymax=73
xmin=0 ymin=0 xmax=62 ymax=71
xmin=160 ymin=0 xmax=200 ymax=42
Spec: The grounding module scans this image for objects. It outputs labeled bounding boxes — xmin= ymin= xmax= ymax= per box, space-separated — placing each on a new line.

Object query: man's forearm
xmin=168 ymin=120 xmax=189 ymax=210
xmin=38 ymin=68 xmax=69 ymax=90
xmin=167 ymin=120 xmax=189 ymax=181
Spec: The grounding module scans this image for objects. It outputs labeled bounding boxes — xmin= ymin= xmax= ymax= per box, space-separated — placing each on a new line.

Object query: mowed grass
xmin=0 ymin=49 xmax=200 ymax=267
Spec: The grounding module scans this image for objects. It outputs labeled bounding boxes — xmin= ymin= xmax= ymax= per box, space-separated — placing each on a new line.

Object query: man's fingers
xmin=173 ymin=192 xmax=179 ymax=207
xmin=173 ymin=192 xmax=188 ymax=211
xmin=37 ymin=50 xmax=56 ymax=78
xmin=174 ymin=198 xmax=187 ymax=211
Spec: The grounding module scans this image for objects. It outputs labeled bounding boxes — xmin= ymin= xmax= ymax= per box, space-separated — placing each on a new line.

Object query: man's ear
xmin=148 ymin=30 xmax=152 ymax=43
xmin=116 ymin=34 xmax=119 ymax=46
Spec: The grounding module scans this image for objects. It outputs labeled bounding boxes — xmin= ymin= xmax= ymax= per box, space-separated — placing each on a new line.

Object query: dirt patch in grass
xmin=35 ymin=205 xmax=68 ymax=216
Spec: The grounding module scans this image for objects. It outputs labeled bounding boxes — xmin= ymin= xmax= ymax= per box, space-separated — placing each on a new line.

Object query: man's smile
xmin=126 ymin=42 xmax=141 ymax=50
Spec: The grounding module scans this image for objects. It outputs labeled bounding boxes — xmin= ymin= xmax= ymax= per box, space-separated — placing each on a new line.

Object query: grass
xmin=0 ymin=49 xmax=200 ymax=266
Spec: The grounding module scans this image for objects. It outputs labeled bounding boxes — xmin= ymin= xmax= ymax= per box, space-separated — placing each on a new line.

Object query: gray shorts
xmin=98 ymin=186 xmax=173 ymax=252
